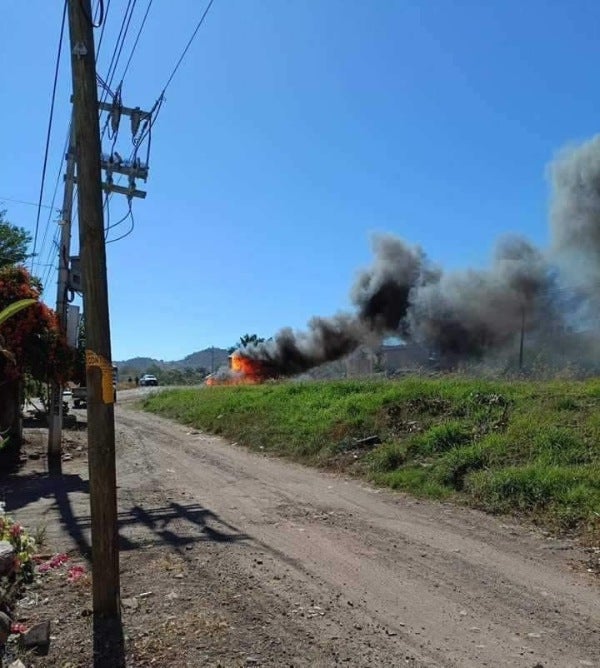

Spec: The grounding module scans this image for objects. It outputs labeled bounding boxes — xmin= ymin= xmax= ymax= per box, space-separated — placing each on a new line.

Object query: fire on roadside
xmin=205 ymin=352 xmax=269 ymax=386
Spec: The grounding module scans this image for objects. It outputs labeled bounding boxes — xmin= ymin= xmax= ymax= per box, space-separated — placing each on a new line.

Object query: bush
xmin=368 ymin=442 xmax=406 ymax=472
xmin=409 ymin=422 xmax=471 ymax=456
xmin=533 ymin=428 xmax=591 ymax=466
xmin=465 ymin=464 xmax=600 ymax=523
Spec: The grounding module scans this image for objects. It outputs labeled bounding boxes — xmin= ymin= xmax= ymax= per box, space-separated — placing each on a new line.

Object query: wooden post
xmin=66 ymin=0 xmax=121 ymax=626
xmin=48 ymin=119 xmax=76 ymax=464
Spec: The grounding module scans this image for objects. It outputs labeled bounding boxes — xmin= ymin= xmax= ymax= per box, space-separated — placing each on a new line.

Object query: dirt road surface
xmin=6 ymin=390 xmax=600 ymax=666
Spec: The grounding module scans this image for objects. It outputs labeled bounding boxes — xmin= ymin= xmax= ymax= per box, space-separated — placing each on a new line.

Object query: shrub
xmin=465 ymin=464 xmax=600 ymax=519
xmin=409 ymin=422 xmax=471 ymax=456
xmin=368 ymin=442 xmax=406 ymax=472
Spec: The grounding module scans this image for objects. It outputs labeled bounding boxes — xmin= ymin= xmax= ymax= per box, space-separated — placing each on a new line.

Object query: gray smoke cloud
xmin=550 ymin=135 xmax=600 ymax=285
xmin=546 ymin=134 xmax=600 ymax=334
xmin=409 ymin=236 xmax=553 ymax=358
xmin=231 ymin=135 xmax=600 ymax=377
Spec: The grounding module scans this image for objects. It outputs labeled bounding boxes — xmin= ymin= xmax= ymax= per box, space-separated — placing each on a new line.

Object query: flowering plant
xmin=0 ymin=502 xmax=36 ymax=583
xmin=0 ymin=266 xmax=74 ymax=383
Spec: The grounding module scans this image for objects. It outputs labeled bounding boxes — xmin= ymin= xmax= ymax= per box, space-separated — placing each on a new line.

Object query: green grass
xmin=142 ymin=377 xmax=600 ymax=539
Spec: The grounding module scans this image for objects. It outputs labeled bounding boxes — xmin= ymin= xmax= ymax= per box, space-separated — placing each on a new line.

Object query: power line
xmin=160 ymin=0 xmax=216 ymax=95
xmin=106 ymin=202 xmax=135 ymax=244
xmin=96 ymin=72 xmax=114 ymax=97
xmin=119 ymin=0 xmax=153 ymax=83
xmin=105 ymin=0 xmax=138 ymax=90
xmin=34 ymin=122 xmax=72 ymax=276
xmin=98 ymin=0 xmax=138 ymax=148
xmin=83 ymin=0 xmax=105 ymax=28
xmin=93 ymin=1 xmax=139 ymax=228
xmin=99 ymin=0 xmax=137 ymax=107
xmin=31 ymin=0 xmax=68 ymax=274
xmin=106 ymin=0 xmax=215 ymax=174
xmin=95 ymin=0 xmax=112 ymax=59
xmin=41 ymin=228 xmax=61 ymax=293
xmin=97 ymin=1 xmax=217 ymax=250
xmin=103 ymin=193 xmax=114 ymax=237
xmin=104 ymin=197 xmax=129 ymax=238
xmin=0 ymin=196 xmax=57 ymax=211
xmin=97 ymin=0 xmax=217 ymax=237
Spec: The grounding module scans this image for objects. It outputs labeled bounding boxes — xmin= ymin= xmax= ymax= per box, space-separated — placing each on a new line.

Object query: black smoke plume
xmin=240 ymin=237 xmax=430 ymax=375
xmin=350 ymin=235 xmax=434 ymax=333
xmin=233 ymin=135 xmax=600 ymax=376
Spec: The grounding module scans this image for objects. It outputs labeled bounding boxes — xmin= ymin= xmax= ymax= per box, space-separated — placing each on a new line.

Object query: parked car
xmin=139 ymin=374 xmax=158 ymax=387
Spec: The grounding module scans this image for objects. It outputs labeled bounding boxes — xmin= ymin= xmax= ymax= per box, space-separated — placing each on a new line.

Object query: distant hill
xmin=115 ymin=357 xmax=166 ymax=372
xmin=115 ymin=347 xmax=230 ymax=375
xmin=178 ymin=348 xmax=230 ymax=369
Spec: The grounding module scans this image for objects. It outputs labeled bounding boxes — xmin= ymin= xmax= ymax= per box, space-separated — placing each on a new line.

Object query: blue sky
xmin=1 ymin=0 xmax=600 ymax=361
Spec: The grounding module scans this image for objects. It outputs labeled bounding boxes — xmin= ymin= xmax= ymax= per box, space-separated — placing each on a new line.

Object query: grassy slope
xmin=142 ymin=378 xmax=600 ymax=539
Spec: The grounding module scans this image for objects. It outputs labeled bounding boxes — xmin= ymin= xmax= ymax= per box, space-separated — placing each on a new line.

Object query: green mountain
xmin=116 ymin=348 xmax=230 ymax=375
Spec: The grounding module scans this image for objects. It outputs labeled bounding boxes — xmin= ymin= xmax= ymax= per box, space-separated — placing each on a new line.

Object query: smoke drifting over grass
xmin=237 ymin=135 xmax=600 ymax=376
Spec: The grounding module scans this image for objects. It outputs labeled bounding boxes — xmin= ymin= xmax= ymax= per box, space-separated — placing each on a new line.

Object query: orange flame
xmin=205 ymin=353 xmax=267 ymax=386
xmin=230 ymin=353 xmax=263 ymax=378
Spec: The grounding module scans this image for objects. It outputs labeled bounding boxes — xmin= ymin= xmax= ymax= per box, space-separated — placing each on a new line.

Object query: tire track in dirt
xmin=115 ymin=401 xmax=600 ymax=667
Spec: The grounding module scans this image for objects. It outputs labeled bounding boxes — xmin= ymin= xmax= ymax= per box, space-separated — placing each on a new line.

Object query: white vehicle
xmin=139 ymin=374 xmax=158 ymax=387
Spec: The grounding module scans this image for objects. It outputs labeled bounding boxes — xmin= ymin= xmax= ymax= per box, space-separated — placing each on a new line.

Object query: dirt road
xmin=5 ymin=392 xmax=598 ymax=666
xmin=107 ymin=393 xmax=599 ymax=667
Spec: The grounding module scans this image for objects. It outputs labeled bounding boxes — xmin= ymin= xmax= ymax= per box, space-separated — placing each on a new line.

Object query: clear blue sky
xmin=1 ymin=1 xmax=599 ymax=361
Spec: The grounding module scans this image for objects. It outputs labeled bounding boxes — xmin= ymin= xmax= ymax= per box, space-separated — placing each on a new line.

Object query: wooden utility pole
xmin=48 ymin=118 xmax=75 ymax=464
xmin=66 ymin=0 xmax=121 ymax=631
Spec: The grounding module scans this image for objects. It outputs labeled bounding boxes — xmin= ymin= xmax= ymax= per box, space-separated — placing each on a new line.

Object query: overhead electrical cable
xmin=160 ymin=0 xmax=216 ymax=96
xmin=103 ymin=0 xmax=217 ymax=245
xmin=82 ymin=0 xmax=105 ymax=28
xmin=119 ymin=0 xmax=154 ymax=83
xmin=31 ymin=0 xmax=67 ymax=274
xmin=35 ymin=122 xmax=71 ymax=276
xmin=95 ymin=0 xmax=112 ymax=58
